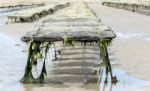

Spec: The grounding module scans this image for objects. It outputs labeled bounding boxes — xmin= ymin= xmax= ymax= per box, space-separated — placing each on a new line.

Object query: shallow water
xmin=116 ymin=32 xmax=150 ymax=41
xmin=1 ymin=4 xmax=150 ymax=90
xmin=0 ymin=33 xmax=26 ymax=91
xmin=0 ymin=11 xmax=18 ymax=26
xmin=0 ymin=32 xmax=150 ymax=91
xmin=99 ymin=68 xmax=150 ymax=91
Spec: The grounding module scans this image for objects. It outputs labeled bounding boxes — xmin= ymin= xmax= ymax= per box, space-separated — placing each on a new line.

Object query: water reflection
xmin=0 ymin=11 xmax=21 ymax=26
xmin=99 ymin=68 xmax=150 ymax=91
xmin=1 ymin=28 xmax=150 ymax=91
xmin=99 ymin=68 xmax=117 ymax=91
xmin=22 ymin=83 xmax=68 ymax=91
xmin=116 ymin=32 xmax=147 ymax=39
xmin=116 ymin=32 xmax=150 ymax=42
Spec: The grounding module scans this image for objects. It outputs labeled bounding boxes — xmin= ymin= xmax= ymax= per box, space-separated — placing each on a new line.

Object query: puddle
xmin=0 ymin=12 xmax=15 ymax=17
xmin=116 ymin=32 xmax=150 ymax=42
xmin=144 ymin=37 xmax=150 ymax=42
xmin=99 ymin=68 xmax=150 ymax=91
xmin=0 ymin=32 xmax=150 ymax=91
xmin=0 ymin=11 xmax=19 ymax=26
xmin=0 ymin=18 xmax=7 ymax=26
xmin=0 ymin=10 xmax=19 ymax=19
xmin=116 ymin=32 xmax=147 ymax=39
xmin=0 ymin=27 xmax=150 ymax=91
xmin=0 ymin=33 xmax=26 ymax=90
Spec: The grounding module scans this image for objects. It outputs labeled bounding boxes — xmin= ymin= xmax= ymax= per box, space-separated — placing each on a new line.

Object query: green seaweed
xmin=21 ymin=41 xmax=51 ymax=83
xmin=20 ymin=41 xmax=35 ymax=83
xmin=63 ymin=35 xmax=74 ymax=47
xmin=98 ymin=38 xmax=118 ymax=83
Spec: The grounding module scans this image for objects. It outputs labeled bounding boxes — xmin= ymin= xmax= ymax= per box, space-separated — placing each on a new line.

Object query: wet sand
xmin=0 ymin=4 xmax=99 ymax=91
xmin=88 ymin=3 xmax=150 ymax=81
xmin=1 ymin=2 xmax=150 ymax=91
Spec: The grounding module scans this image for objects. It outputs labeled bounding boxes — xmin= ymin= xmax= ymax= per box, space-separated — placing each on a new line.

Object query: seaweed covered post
xmin=21 ymin=40 xmax=52 ymax=83
xmin=20 ymin=41 xmax=35 ymax=83
xmin=98 ymin=38 xmax=118 ymax=83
